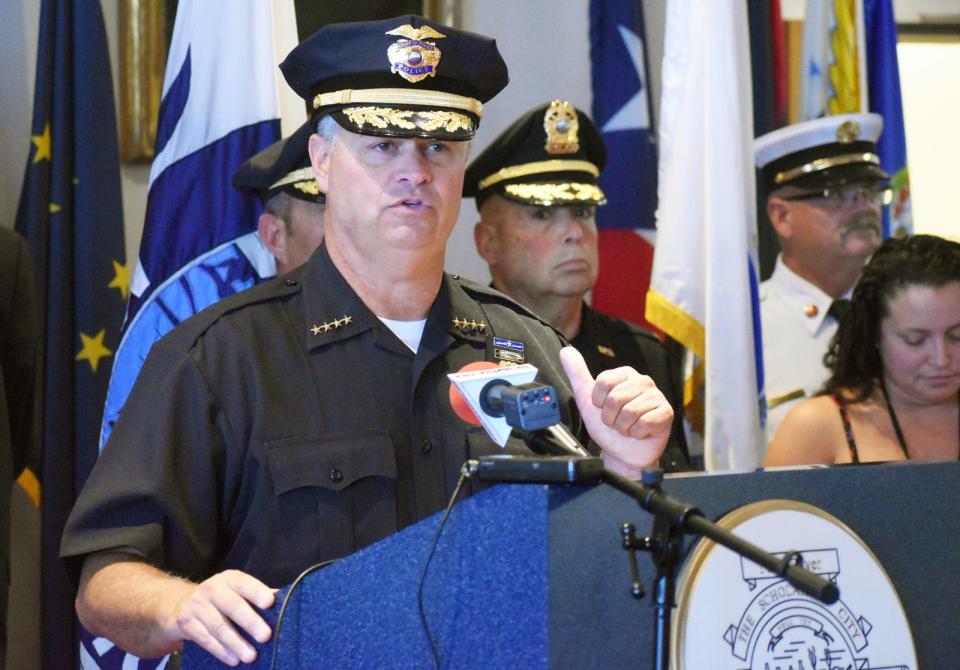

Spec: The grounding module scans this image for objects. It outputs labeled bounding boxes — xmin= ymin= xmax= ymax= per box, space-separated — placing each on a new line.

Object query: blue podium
xmin=182 ymin=460 xmax=960 ymax=669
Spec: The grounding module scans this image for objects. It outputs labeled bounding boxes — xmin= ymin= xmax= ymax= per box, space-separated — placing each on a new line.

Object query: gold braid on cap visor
xmin=774 ymin=152 xmax=881 ymax=185
xmin=342 ymin=107 xmax=473 ymax=134
xmin=504 ymin=182 xmax=607 ymax=206
xmin=477 ymin=159 xmax=600 ymax=190
xmin=270 ymin=167 xmax=321 ymax=196
xmin=313 ymin=88 xmax=482 ymax=134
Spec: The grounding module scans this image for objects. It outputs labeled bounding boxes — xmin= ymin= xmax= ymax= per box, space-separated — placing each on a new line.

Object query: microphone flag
xmin=448 ymin=364 xmax=539 ymax=447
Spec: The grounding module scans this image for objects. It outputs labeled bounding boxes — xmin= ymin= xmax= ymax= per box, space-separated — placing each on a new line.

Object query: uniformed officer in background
xmin=466 ymin=100 xmax=690 ymax=472
xmin=63 ymin=16 xmax=675 ymax=665
xmin=754 ymin=113 xmax=890 ymax=443
xmin=232 ymin=120 xmax=326 ymax=276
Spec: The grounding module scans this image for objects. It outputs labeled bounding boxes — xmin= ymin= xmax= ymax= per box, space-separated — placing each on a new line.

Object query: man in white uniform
xmin=755 ymin=113 xmax=890 ymax=443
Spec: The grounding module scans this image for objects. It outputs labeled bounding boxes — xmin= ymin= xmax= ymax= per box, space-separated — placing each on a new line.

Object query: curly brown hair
xmin=821 ymin=234 xmax=960 ymax=401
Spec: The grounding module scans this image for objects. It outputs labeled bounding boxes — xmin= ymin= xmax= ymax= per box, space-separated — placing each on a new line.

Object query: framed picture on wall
xmin=118 ymin=0 xmax=459 ymax=162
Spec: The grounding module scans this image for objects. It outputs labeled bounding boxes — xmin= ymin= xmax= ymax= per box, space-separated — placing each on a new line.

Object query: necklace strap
xmin=880 ymin=381 xmax=911 ymax=459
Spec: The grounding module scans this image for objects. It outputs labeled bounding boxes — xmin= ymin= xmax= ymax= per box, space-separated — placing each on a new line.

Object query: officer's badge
xmin=386 ymin=24 xmax=446 ymax=83
xmin=836 ymin=119 xmax=860 ymax=143
xmin=543 ymin=100 xmax=580 ymax=154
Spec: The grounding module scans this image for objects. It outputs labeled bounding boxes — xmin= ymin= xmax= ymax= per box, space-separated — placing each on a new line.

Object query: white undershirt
xmin=377 ymin=317 xmax=427 ymax=353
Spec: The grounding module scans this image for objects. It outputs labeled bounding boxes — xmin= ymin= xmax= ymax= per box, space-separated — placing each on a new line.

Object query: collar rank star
xmin=451 ymin=317 xmax=486 ymax=334
xmin=310 ymin=315 xmax=353 ymax=335
xmin=492 ymin=336 xmax=525 ymax=365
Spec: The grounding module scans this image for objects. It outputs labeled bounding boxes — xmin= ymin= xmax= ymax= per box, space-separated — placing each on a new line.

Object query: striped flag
xmin=588 ymin=0 xmax=659 ymax=328
xmin=83 ymin=1 xmax=302 ymax=667
xmin=98 ymin=0 xmax=303 ymax=451
xmin=798 ymin=0 xmax=912 ymax=237
xmin=645 ymin=0 xmax=765 ymax=471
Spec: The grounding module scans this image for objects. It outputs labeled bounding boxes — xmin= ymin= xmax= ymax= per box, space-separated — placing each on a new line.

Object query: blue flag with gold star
xmin=14 ymin=1 xmax=127 ymax=667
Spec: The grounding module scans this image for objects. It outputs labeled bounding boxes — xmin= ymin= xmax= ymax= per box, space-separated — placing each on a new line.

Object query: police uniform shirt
xmin=571 ymin=304 xmax=690 ymax=472
xmin=761 ymin=254 xmax=847 ymax=443
xmin=60 ymin=243 xmax=584 ymax=588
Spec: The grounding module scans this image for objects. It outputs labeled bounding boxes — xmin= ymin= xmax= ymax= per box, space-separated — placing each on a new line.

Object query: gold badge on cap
xmin=386 ymin=24 xmax=446 ymax=83
xmin=543 ymin=100 xmax=580 ymax=154
xmin=836 ymin=120 xmax=860 ymax=144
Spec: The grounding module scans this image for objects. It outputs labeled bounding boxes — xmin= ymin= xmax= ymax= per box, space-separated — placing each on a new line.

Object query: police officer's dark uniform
xmin=464 ymin=101 xmax=690 ymax=472
xmin=61 ymin=17 xmax=589 ymax=589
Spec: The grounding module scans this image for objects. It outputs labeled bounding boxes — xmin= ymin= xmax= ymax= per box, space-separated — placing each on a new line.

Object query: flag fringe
xmin=644 ymin=288 xmax=705 ymax=359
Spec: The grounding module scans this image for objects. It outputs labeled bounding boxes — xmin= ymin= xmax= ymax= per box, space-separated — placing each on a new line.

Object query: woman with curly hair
xmin=764 ymin=234 xmax=960 ymax=466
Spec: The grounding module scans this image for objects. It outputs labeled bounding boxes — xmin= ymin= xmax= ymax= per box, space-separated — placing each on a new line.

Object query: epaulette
xmin=154 ymin=270 xmax=304 ymax=352
xmin=451 ymin=273 xmax=568 ymax=343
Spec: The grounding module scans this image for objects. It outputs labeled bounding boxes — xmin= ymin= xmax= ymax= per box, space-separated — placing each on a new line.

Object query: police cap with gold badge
xmin=232 ymin=120 xmax=325 ymax=205
xmin=279 ymin=15 xmax=508 ymax=141
xmin=754 ymin=112 xmax=889 ymax=193
xmin=463 ymin=100 xmax=607 ymax=208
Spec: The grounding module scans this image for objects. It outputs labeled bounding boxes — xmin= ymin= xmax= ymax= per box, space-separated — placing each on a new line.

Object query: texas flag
xmin=588 ymin=0 xmax=659 ymax=329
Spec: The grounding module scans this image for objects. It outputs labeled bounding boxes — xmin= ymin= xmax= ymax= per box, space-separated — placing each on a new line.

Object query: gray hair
xmin=314 ymin=115 xmax=341 ymax=151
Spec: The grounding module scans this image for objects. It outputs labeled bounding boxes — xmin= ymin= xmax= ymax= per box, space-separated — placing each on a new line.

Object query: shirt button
xmin=285 ymin=279 xmax=297 ymax=287
xmin=421 ymin=439 xmax=433 ymax=454
xmin=329 ymin=468 xmax=343 ymax=482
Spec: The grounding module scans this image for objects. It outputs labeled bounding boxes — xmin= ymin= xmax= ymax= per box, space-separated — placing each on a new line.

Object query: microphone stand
xmin=507 ymin=425 xmax=839 ymax=670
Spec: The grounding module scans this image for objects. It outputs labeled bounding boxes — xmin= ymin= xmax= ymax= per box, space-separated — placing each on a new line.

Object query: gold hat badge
xmin=386 ymin=24 xmax=446 ymax=83
xmin=544 ymin=100 xmax=580 ymax=154
xmin=836 ymin=119 xmax=860 ymax=144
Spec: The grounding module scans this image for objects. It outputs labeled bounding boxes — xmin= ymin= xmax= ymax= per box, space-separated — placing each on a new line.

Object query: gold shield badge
xmin=543 ymin=100 xmax=580 ymax=154
xmin=836 ymin=119 xmax=860 ymax=143
xmin=386 ymin=24 xmax=446 ymax=83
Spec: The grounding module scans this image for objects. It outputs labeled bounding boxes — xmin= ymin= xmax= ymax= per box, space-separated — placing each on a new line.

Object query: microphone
xmin=447 ymin=363 xmax=591 ymax=458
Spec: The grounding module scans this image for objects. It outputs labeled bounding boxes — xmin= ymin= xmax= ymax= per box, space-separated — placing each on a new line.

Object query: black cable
xmin=416 ymin=464 xmax=471 ymax=670
xmin=269 ymin=558 xmax=340 ymax=670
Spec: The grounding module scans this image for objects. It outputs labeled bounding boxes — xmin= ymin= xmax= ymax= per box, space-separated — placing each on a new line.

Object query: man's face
xmin=310 ymin=128 xmax=469 ymax=263
xmin=475 ymin=195 xmax=599 ymax=304
xmin=771 ymin=183 xmax=885 ymax=262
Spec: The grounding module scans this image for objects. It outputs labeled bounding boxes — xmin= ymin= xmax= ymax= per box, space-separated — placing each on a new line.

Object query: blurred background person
xmin=765 ymin=234 xmax=960 ymax=466
xmin=0 ymin=227 xmax=38 ymax=669
xmin=754 ymin=113 xmax=891 ymax=444
xmin=466 ymin=100 xmax=690 ymax=472
xmin=232 ymin=121 xmax=325 ymax=276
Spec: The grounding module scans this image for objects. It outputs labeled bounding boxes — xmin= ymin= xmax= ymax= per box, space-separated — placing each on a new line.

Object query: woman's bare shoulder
xmin=763 ymin=395 xmax=847 ymax=466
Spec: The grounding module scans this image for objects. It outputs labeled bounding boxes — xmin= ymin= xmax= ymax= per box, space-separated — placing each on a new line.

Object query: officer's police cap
xmin=280 ymin=15 xmax=508 ymax=141
xmin=754 ymin=112 xmax=889 ymax=193
xmin=464 ymin=100 xmax=607 ymax=208
xmin=232 ymin=121 xmax=325 ymax=205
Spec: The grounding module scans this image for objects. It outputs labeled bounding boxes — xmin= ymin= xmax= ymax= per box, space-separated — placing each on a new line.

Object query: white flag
xmin=645 ymin=0 xmax=764 ymax=471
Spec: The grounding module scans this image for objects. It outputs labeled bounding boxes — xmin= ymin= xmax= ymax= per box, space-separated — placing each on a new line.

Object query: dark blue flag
xmin=864 ymin=0 xmax=912 ymax=238
xmin=14 ymin=1 xmax=127 ymax=667
xmin=589 ymin=0 xmax=659 ymax=326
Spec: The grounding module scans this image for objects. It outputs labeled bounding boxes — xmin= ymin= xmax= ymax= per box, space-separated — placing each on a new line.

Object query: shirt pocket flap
xmin=266 ymin=433 xmax=397 ymax=495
